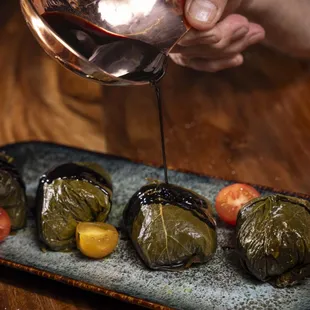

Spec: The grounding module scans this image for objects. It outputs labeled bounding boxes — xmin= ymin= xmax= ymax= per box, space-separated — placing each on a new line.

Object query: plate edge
xmin=0 ymin=258 xmax=174 ymax=310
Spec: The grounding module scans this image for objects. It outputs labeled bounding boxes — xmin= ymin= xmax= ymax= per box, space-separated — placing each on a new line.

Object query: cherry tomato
xmin=0 ymin=208 xmax=11 ymax=242
xmin=76 ymin=222 xmax=119 ymax=259
xmin=215 ymin=183 xmax=260 ymax=226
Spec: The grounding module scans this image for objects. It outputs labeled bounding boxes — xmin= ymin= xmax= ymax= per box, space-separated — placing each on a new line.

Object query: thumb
xmin=185 ymin=0 xmax=228 ymax=31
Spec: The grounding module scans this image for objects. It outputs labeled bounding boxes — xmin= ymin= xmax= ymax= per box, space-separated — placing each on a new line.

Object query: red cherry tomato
xmin=215 ymin=183 xmax=260 ymax=226
xmin=0 ymin=208 xmax=11 ymax=242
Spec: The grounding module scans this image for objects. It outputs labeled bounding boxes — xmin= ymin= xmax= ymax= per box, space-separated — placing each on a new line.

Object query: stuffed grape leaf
xmin=36 ymin=162 xmax=112 ymax=251
xmin=0 ymin=153 xmax=27 ymax=230
xmin=236 ymin=194 xmax=310 ymax=287
xmin=123 ymin=182 xmax=217 ymax=271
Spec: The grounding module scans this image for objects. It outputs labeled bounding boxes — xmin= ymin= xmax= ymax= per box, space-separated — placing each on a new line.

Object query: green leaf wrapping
xmin=123 ymin=182 xmax=217 ymax=271
xmin=0 ymin=153 xmax=27 ymax=230
xmin=236 ymin=194 xmax=310 ymax=287
xmin=36 ymin=162 xmax=112 ymax=251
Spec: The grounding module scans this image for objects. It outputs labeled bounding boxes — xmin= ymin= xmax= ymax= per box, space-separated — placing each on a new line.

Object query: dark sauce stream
xmin=153 ymin=83 xmax=169 ymax=183
xmin=43 ymin=12 xmax=169 ymax=183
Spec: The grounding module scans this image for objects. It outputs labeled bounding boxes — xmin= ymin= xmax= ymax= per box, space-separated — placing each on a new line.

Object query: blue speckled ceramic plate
xmin=0 ymin=142 xmax=309 ymax=310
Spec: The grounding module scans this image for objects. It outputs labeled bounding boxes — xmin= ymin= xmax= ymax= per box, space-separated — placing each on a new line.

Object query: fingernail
xmin=232 ymin=27 xmax=249 ymax=40
xmin=187 ymin=0 xmax=218 ymax=23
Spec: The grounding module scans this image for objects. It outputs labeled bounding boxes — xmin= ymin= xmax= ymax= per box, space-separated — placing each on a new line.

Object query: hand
xmin=170 ymin=0 xmax=265 ymax=72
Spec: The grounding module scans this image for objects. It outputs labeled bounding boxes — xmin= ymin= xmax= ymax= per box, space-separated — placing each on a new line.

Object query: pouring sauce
xmin=43 ymin=11 xmax=169 ymax=183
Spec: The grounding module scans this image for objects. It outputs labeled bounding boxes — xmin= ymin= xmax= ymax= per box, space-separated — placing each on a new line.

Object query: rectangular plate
xmin=0 ymin=142 xmax=309 ymax=310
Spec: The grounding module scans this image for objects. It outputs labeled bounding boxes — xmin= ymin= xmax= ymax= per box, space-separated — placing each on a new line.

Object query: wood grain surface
xmin=1 ymin=1 xmax=310 ymax=309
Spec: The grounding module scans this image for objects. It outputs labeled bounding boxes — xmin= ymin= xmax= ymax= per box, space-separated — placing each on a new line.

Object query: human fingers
xmin=170 ymin=53 xmax=244 ymax=72
xmin=172 ymin=21 xmax=265 ymax=59
xmin=184 ymin=0 xmax=229 ymax=30
xmin=178 ymin=14 xmax=250 ymax=47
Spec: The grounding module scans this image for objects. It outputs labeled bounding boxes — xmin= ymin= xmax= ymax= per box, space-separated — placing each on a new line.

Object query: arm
xmin=240 ymin=0 xmax=310 ymax=58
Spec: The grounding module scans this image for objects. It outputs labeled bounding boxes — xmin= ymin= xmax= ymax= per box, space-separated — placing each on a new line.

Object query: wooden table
xmin=1 ymin=1 xmax=310 ymax=309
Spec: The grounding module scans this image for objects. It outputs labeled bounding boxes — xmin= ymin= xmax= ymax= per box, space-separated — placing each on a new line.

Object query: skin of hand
xmin=170 ymin=0 xmax=265 ymax=72
xmin=240 ymin=0 xmax=310 ymax=58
